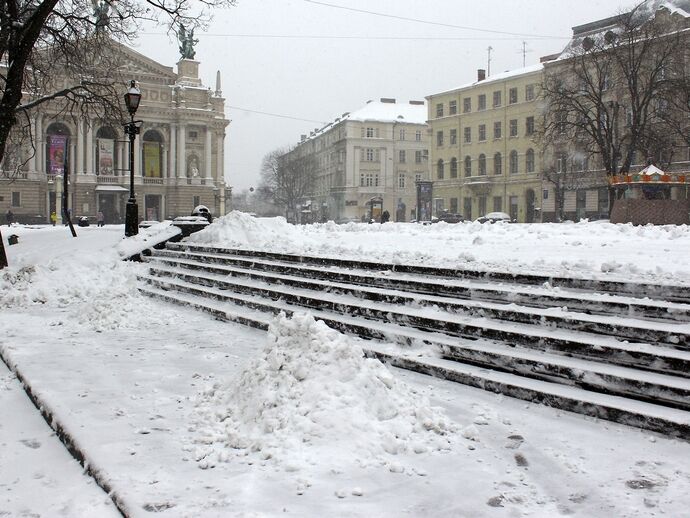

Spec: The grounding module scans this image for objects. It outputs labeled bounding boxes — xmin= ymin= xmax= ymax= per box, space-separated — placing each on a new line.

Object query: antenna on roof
xmin=487 ymin=46 xmax=493 ymax=77
xmin=518 ymin=41 xmax=532 ymax=67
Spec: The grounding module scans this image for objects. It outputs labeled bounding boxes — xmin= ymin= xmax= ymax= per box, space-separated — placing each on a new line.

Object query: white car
xmin=475 ymin=212 xmax=513 ymax=223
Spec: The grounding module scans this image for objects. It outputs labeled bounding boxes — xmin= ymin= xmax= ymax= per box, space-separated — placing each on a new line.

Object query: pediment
xmin=111 ymin=41 xmax=177 ymax=81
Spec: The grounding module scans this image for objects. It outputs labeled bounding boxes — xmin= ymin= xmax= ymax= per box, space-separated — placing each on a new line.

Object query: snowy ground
xmin=1 ymin=216 xmax=690 ymax=517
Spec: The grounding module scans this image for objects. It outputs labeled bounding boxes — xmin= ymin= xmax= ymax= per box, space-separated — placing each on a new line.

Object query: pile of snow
xmin=114 ymin=221 xmax=181 ymax=259
xmin=190 ymin=313 xmax=456 ymax=472
xmin=185 ymin=212 xmax=690 ymax=284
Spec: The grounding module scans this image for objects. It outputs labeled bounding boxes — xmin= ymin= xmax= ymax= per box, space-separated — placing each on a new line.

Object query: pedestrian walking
xmin=5 ymin=209 xmax=14 ymax=226
xmin=381 ymin=210 xmax=390 ymax=224
xmin=97 ymin=210 xmax=105 ymax=227
xmin=50 ymin=211 xmax=57 ymax=226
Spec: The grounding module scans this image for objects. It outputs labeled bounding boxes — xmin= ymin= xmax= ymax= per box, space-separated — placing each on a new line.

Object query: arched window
xmin=437 ymin=159 xmax=444 ymax=179
xmin=494 ymin=152 xmax=502 ymax=175
xmin=45 ymin=122 xmax=71 ymax=176
xmin=464 ymin=155 xmax=472 ymax=177
xmin=478 ymin=154 xmax=486 ymax=176
xmin=450 ymin=157 xmax=458 ymax=178
xmin=526 ymin=148 xmax=535 ymax=173
xmin=96 ymin=126 xmax=117 ymax=175
xmin=142 ymin=129 xmax=164 ymax=178
xmin=509 ymin=150 xmax=519 ymax=175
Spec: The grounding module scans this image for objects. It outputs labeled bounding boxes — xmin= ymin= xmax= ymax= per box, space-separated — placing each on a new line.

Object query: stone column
xmin=205 ymin=127 xmax=212 ymax=179
xmin=170 ymin=124 xmax=177 ymax=178
xmin=134 ymin=134 xmax=142 ymax=177
xmin=76 ymin=120 xmax=84 ymax=174
xmin=161 ymin=144 xmax=167 ymax=178
xmin=28 ymin=118 xmax=37 ymax=172
xmin=178 ymin=123 xmax=186 ymax=177
xmin=216 ymin=132 xmax=224 ymax=183
xmin=85 ymin=122 xmax=94 ymax=175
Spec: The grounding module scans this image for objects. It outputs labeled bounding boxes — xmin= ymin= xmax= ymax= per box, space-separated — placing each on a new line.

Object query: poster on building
xmin=98 ymin=138 xmax=114 ymax=175
xmin=49 ymin=135 xmax=67 ymax=175
xmin=143 ymin=142 xmax=161 ymax=177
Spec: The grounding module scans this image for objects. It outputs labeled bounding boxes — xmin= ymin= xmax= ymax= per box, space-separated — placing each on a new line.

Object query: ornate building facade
xmin=0 ymin=42 xmax=230 ymax=224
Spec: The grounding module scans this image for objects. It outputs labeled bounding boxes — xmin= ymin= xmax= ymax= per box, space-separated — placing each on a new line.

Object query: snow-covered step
xmin=138 ymin=284 xmax=690 ymax=439
xmin=139 ymin=273 xmax=690 ymax=381
xmin=166 ymin=243 xmax=690 ymax=303
xmin=151 ymin=248 xmax=690 ymax=322
xmin=141 ymin=269 xmax=690 ymax=379
xmin=147 ymin=258 xmax=690 ymax=348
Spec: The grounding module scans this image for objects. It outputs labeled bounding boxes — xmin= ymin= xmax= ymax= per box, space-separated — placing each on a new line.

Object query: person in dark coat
xmin=5 ymin=209 xmax=14 ymax=226
xmin=381 ymin=210 xmax=390 ymax=223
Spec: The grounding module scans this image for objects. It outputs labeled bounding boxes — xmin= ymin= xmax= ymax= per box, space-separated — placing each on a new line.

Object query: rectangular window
xmin=415 ymin=150 xmax=423 ymax=163
xmin=415 ymin=173 xmax=423 ymax=183
xmin=464 ymin=127 xmax=471 ymax=143
xmin=478 ymin=94 xmax=487 ymax=111
xmin=509 ymin=87 xmax=518 ymax=104
xmin=493 ymin=196 xmax=503 ymax=212
xmin=525 ymin=84 xmax=535 ymax=101
xmin=11 ymin=191 xmax=20 ymax=207
xmin=463 ymin=97 xmax=471 ymax=113
xmin=366 ymin=148 xmax=374 ymax=161
xmin=494 ymin=121 xmax=502 ymax=139
xmin=399 ymin=129 xmax=405 ymax=141
xmin=436 ymin=103 xmax=444 ymax=117
xmin=436 ymin=131 xmax=444 ymax=147
xmin=449 ymin=100 xmax=457 ymax=115
xmin=374 ymin=174 xmax=380 ymax=187
xmin=366 ymin=127 xmax=374 ymax=138
xmin=450 ymin=129 xmax=457 ymax=145
xmin=526 ymin=116 xmax=535 ymax=136
xmin=193 ymin=195 xmax=200 ymax=208
xmin=399 ymin=150 xmax=406 ymax=163
xmin=492 ymin=91 xmax=501 ymax=108
xmin=398 ymin=173 xmax=405 ymax=189
xmin=478 ymin=124 xmax=486 ymax=142
xmin=450 ymin=198 xmax=458 ymax=213
xmin=463 ymin=197 xmax=472 ymax=221
xmin=415 ymin=130 xmax=422 ymax=141
xmin=509 ymin=119 xmax=518 ymax=137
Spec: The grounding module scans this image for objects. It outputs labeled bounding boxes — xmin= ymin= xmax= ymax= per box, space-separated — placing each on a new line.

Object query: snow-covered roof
xmin=344 ymin=100 xmax=427 ymax=125
xmin=432 ymin=63 xmax=544 ymax=97
xmin=633 ymin=0 xmax=690 ymax=21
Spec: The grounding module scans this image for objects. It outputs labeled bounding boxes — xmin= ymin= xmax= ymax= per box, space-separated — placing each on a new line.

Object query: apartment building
xmin=426 ymin=65 xmax=544 ymax=223
xmin=0 ymin=42 xmax=230 ymax=224
xmin=283 ymin=98 xmax=429 ymax=223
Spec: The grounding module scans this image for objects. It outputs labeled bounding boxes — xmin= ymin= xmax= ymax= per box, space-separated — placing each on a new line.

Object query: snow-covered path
xmin=0 ymin=359 xmax=121 ymax=517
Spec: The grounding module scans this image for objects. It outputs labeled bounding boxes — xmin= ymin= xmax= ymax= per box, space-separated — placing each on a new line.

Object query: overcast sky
xmin=136 ymin=0 xmax=629 ymax=192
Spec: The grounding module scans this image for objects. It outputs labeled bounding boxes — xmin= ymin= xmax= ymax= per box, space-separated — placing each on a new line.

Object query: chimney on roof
xmin=477 ymin=69 xmax=486 ymax=82
xmin=380 ymin=97 xmax=396 ymax=103
xmin=409 ymin=100 xmax=424 ymax=105
xmin=300 ymin=134 xmax=306 ymax=142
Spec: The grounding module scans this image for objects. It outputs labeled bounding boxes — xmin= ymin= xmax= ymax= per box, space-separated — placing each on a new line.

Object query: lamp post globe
xmin=123 ymin=80 xmax=141 ymax=237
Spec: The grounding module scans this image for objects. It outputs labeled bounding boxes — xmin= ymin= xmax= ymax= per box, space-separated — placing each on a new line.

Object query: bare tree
xmin=259 ymin=147 xmax=317 ymax=223
xmin=540 ymin=4 xmax=687 ymax=214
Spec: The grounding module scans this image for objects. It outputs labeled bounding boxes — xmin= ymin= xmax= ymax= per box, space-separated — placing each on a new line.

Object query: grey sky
xmin=136 ymin=0 xmax=626 ymax=192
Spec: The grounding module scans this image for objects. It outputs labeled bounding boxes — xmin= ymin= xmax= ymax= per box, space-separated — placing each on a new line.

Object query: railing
xmin=143 ymin=177 xmax=164 ymax=185
xmin=97 ymin=175 xmax=121 ymax=184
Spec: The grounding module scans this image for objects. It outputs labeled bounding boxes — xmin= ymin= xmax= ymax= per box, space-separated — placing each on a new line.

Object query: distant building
xmin=426 ymin=65 xmax=544 ymax=223
xmin=282 ymin=98 xmax=429 ymax=223
xmin=0 ymin=42 xmax=230 ymax=224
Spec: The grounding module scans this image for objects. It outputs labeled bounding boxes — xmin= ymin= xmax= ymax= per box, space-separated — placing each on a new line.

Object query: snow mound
xmin=191 ymin=313 xmax=456 ymax=471
xmin=0 ymin=256 xmax=173 ymax=332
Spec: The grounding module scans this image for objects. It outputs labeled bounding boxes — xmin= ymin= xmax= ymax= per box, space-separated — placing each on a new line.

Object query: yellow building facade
xmin=426 ymin=65 xmax=544 ymax=222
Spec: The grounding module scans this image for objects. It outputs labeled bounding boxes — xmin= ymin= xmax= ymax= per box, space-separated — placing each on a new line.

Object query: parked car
xmin=475 ymin=212 xmax=514 ymax=223
xmin=436 ymin=212 xmax=465 ymax=223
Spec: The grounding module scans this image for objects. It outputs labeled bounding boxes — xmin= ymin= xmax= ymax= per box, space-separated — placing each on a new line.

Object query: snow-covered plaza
xmin=1 ymin=215 xmax=690 ymax=517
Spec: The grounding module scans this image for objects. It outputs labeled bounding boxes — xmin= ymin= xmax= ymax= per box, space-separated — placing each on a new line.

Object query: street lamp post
xmin=123 ymin=80 xmax=142 ymax=237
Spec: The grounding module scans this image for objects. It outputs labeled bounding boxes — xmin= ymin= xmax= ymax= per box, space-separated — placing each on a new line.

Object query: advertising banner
xmin=143 ymin=142 xmax=161 ymax=178
xmin=416 ymin=181 xmax=433 ymax=222
xmin=98 ymin=138 xmax=114 ymax=174
xmin=49 ymin=135 xmax=67 ymax=175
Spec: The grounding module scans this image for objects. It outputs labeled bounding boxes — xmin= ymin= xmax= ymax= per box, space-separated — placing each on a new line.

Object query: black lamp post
xmin=123 ymin=80 xmax=142 ymax=237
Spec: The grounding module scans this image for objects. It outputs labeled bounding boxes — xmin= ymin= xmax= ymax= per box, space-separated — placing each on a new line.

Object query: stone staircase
xmin=138 ymin=242 xmax=690 ymax=439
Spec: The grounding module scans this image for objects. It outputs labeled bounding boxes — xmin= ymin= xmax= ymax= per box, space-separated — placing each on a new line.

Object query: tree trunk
xmin=0 ymin=229 xmax=8 ymax=269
